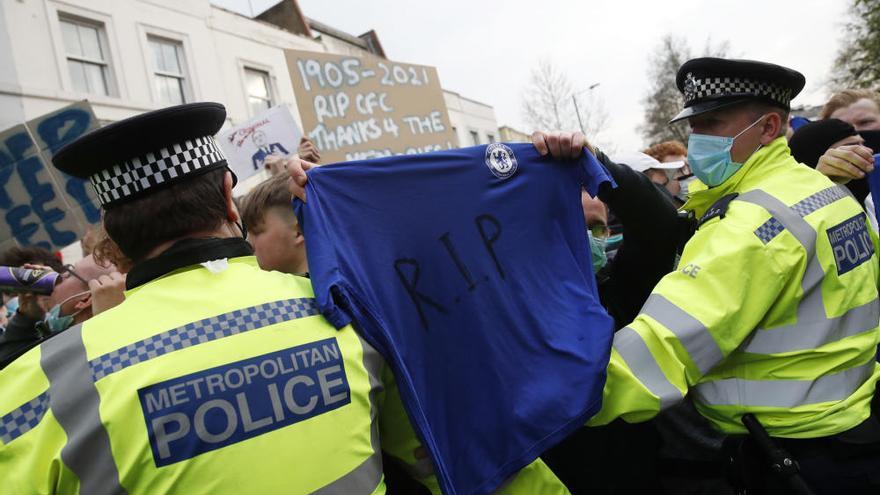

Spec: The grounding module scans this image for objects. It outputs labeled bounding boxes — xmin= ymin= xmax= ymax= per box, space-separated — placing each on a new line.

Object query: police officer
xmin=551 ymin=58 xmax=880 ymax=494
xmin=0 ymin=103 xmax=568 ymax=495
xmin=0 ymin=102 xmax=394 ymax=493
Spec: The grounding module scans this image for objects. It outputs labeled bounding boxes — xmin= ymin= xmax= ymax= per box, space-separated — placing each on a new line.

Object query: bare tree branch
xmin=520 ymin=59 xmax=609 ymax=146
xmin=521 ymin=60 xmax=578 ymax=132
xmin=638 ymin=34 xmax=729 ymax=147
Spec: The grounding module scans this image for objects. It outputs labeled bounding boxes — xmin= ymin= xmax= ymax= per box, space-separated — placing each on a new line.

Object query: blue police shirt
xmin=294 ymin=143 xmax=615 ymax=495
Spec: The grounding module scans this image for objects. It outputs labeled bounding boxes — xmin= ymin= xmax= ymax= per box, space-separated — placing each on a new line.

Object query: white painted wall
xmin=0 ymin=0 xmax=323 ymax=132
xmin=443 ymin=90 xmax=499 ymax=148
xmin=1 ymin=0 xmax=501 ymax=150
xmin=0 ymin=0 xmax=500 ymax=195
xmin=311 ymin=29 xmax=369 ymax=59
xmin=0 ymin=0 xmax=502 ymax=261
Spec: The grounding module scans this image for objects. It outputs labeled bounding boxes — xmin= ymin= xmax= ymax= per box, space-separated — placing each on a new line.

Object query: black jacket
xmin=0 ymin=312 xmax=42 ymax=370
xmin=541 ymin=151 xmax=686 ymax=495
xmin=594 ymin=150 xmax=683 ymax=329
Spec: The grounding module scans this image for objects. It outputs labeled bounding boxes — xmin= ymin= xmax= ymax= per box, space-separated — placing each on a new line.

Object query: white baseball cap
xmin=613 ymin=152 xmax=683 ymax=173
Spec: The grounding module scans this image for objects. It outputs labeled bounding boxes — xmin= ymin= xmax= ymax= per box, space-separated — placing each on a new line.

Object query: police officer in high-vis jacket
xmin=0 ymin=103 xmax=567 ymax=494
xmin=549 ymin=58 xmax=880 ymax=493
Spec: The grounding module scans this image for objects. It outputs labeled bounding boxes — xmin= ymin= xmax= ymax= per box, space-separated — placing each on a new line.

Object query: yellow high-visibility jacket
xmin=0 ymin=256 xmax=567 ymax=494
xmin=591 ymin=137 xmax=880 ymax=438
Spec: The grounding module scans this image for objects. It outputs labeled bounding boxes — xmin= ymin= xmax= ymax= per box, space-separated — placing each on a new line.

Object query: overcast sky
xmin=214 ymin=0 xmax=850 ymax=151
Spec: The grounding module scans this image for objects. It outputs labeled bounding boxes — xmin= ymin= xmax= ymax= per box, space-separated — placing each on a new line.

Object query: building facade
xmin=499 ymin=125 xmax=530 ymax=143
xmin=0 ymin=0 xmax=504 ymax=259
xmin=443 ymin=90 xmax=499 ymax=148
xmin=0 ymin=0 xmax=499 ymax=152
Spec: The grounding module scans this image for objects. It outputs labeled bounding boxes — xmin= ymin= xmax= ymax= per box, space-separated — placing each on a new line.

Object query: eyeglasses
xmin=59 ymin=264 xmax=89 ymax=286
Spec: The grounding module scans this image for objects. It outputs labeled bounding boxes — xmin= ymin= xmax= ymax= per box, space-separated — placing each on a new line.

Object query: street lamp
xmin=572 ymin=83 xmax=600 ymax=134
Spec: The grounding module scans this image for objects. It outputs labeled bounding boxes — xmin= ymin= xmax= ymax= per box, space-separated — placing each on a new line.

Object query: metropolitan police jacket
xmin=0 ymin=238 xmax=391 ymax=493
xmin=0 ymin=237 xmax=568 ymax=494
xmin=589 ymin=137 xmax=880 ymax=438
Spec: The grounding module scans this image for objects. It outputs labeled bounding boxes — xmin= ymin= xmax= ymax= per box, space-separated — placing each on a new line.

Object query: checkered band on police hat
xmin=89 ymin=135 xmax=226 ymax=206
xmin=683 ymin=72 xmax=794 ymax=108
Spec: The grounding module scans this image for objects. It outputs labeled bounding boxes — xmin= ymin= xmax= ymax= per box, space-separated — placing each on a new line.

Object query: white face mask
xmin=677 ymin=176 xmax=697 ymax=201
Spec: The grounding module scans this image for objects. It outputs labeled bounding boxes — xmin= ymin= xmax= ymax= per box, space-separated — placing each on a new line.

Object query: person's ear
xmin=760 ymin=113 xmax=783 ymax=145
xmin=223 ymin=171 xmax=239 ymax=224
xmin=294 ymin=222 xmax=305 ymax=245
xmin=74 ymin=294 xmax=92 ymax=311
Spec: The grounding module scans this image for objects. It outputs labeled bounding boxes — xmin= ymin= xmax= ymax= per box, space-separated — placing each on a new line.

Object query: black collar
xmin=126 ymin=237 xmax=254 ymax=290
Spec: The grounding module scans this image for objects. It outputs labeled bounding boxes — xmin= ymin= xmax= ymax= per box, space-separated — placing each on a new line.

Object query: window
xmin=148 ymin=36 xmax=188 ymax=105
xmin=60 ymin=16 xmax=113 ymax=96
xmin=470 ymin=130 xmax=480 ymax=146
xmin=244 ymin=68 xmax=273 ymax=116
xmin=487 ymin=134 xmax=496 ymax=143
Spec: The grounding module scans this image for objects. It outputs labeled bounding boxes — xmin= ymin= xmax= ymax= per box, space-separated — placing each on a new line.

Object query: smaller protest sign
xmin=217 ymin=106 xmax=303 ymax=182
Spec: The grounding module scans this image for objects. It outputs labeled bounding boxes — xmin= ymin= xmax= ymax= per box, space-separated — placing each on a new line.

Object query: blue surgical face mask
xmin=5 ymin=297 xmax=18 ymax=318
xmin=587 ymin=230 xmax=608 ymax=273
xmin=687 ymin=115 xmax=766 ymax=187
xmin=605 ymin=233 xmax=624 ymax=251
xmin=44 ymin=291 xmax=89 ymax=334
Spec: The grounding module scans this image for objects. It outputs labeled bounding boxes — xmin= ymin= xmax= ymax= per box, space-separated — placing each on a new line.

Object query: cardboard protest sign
xmin=217 ymin=105 xmax=302 ymax=182
xmin=285 ymin=49 xmax=456 ymax=164
xmin=0 ymin=101 xmax=102 ymax=252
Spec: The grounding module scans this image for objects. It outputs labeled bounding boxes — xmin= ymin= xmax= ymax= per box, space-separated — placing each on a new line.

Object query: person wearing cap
xmin=644 ymin=140 xmax=694 ymax=205
xmin=0 ymin=102 xmax=395 ymax=494
xmin=530 ymin=59 xmax=880 ymax=493
xmin=614 ymin=151 xmax=685 ymax=204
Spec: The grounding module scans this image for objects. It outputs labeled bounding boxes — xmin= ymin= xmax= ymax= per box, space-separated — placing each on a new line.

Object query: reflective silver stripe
xmin=738 ymin=188 xmax=880 ymax=354
xmin=752 ymin=186 xmax=850 ymax=244
xmin=40 ymin=324 xmax=126 ymax=495
xmin=695 ymin=360 xmax=876 ymax=408
xmin=744 ymin=300 xmax=880 ymax=354
xmin=740 ymin=188 xmax=827 ymax=327
xmin=740 ymin=187 xmax=838 ymax=322
xmin=313 ymin=335 xmax=384 ymax=494
xmin=0 ymin=390 xmax=50 ymax=444
xmin=791 ymin=186 xmax=851 ymax=218
xmin=90 ymin=298 xmax=320 ymax=381
xmin=613 ymin=327 xmax=682 ymax=409
xmin=640 ymin=294 xmax=723 ymax=375
xmin=739 ymin=189 xmax=819 ymax=259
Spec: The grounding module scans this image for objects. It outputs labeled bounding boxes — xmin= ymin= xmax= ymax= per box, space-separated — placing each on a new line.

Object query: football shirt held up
xmin=295 ymin=143 xmax=615 ymax=495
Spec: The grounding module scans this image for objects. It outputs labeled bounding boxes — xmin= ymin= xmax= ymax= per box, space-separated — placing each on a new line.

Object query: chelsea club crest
xmin=484 ymin=143 xmax=517 ymax=180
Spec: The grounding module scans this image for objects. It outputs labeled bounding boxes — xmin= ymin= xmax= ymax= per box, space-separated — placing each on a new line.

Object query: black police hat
xmin=52 ymin=102 xmax=229 ymax=208
xmin=670 ymin=58 xmax=806 ymax=123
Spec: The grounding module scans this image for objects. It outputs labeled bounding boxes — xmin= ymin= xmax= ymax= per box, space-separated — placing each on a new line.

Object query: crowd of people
xmin=0 ymin=55 xmax=879 ymax=495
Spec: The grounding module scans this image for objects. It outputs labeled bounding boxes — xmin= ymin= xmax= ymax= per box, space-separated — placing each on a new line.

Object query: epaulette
xmin=698 ymin=193 xmax=739 ymax=228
